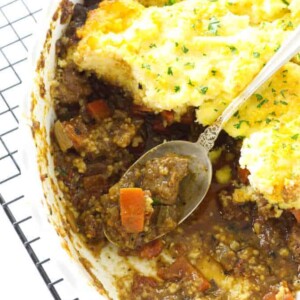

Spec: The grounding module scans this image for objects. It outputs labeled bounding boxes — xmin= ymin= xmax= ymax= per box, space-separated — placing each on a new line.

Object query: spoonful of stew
xmin=104 ymin=26 xmax=300 ymax=249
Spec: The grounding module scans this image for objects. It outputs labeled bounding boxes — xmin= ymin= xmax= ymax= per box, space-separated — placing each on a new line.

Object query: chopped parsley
xmin=265 ymin=118 xmax=272 ymax=124
xmin=233 ymin=110 xmax=240 ymax=118
xmin=199 ymin=86 xmax=208 ymax=95
xmin=182 ymin=45 xmax=189 ymax=53
xmin=208 ymin=17 xmax=220 ymax=35
xmin=167 ymin=67 xmax=173 ymax=76
xmin=280 ymin=100 xmax=288 ymax=105
xmin=281 ymin=0 xmax=289 ymax=5
xmin=149 ymin=43 xmax=157 ymax=48
xmin=280 ymin=90 xmax=287 ymax=98
xmin=291 ymin=134 xmax=299 ymax=140
xmin=211 ymin=69 xmax=217 ymax=76
xmin=253 ymin=52 xmax=260 ymax=58
xmin=257 ymin=99 xmax=269 ymax=108
xmin=254 ymin=94 xmax=263 ymax=101
xmin=233 ymin=120 xmax=250 ymax=129
xmin=188 ymin=78 xmax=194 ymax=86
xmin=228 ymin=45 xmax=238 ymax=53
xmin=174 ymin=85 xmax=181 ymax=92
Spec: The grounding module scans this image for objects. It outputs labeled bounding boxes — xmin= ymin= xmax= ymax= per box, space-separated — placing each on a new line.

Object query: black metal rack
xmin=0 ymin=1 xmax=79 ymax=299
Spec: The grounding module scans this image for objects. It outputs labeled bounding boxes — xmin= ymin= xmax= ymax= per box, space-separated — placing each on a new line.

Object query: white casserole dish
xmin=21 ymin=1 xmax=300 ymax=299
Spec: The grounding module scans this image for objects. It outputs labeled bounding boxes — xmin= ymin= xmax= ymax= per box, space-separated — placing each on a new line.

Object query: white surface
xmin=0 ymin=0 xmax=70 ymax=299
xmin=0 ymin=0 xmax=104 ymax=299
xmin=0 ymin=207 xmax=53 ymax=300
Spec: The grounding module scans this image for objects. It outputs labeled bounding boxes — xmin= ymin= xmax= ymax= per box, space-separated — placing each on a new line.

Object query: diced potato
xmin=54 ymin=120 xmax=73 ymax=152
xmin=215 ymin=165 xmax=232 ymax=184
xmin=208 ymin=148 xmax=222 ymax=164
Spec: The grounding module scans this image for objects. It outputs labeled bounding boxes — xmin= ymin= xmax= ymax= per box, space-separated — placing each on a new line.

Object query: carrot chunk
xmin=120 ymin=188 xmax=145 ymax=233
xmin=87 ymin=100 xmax=111 ymax=121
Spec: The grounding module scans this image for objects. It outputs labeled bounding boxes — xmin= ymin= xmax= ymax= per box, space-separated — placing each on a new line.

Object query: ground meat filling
xmin=102 ymin=153 xmax=190 ymax=249
xmin=141 ymin=155 xmax=189 ymax=205
xmin=50 ymin=1 xmax=300 ymax=299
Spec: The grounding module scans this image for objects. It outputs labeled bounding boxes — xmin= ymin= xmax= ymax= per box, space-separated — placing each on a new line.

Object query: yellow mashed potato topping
xmin=70 ymin=0 xmax=300 ymax=209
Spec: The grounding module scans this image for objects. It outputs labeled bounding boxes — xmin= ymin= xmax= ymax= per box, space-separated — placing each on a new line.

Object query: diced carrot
xmin=139 ymin=239 xmax=163 ymax=259
xmin=161 ymin=110 xmax=175 ymax=125
xmin=120 ymin=188 xmax=145 ymax=233
xmin=157 ymin=256 xmax=211 ymax=292
xmin=291 ymin=209 xmax=300 ymax=223
xmin=238 ymin=167 xmax=250 ymax=185
xmin=180 ymin=109 xmax=195 ymax=125
xmin=87 ymin=100 xmax=111 ymax=121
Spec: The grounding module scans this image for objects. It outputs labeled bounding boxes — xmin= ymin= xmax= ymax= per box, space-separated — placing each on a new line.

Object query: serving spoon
xmin=105 ymin=26 xmax=300 ymax=247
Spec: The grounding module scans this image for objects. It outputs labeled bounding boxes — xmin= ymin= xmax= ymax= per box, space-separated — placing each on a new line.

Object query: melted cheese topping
xmin=70 ymin=0 xmax=300 ymax=209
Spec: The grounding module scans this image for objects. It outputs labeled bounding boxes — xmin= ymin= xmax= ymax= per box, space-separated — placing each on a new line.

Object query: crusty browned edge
xmin=30 ymin=1 xmax=110 ymax=298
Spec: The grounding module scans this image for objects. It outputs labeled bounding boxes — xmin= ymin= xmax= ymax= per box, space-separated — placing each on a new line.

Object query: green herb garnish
xmin=182 ymin=45 xmax=189 ymax=53
xmin=174 ymin=85 xmax=181 ymax=92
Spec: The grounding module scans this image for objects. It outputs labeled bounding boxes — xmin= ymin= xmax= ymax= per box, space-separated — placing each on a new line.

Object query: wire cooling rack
xmin=0 ymin=1 xmax=79 ymax=299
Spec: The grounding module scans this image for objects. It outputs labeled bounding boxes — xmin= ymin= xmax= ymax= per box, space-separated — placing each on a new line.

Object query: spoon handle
xmin=198 ymin=25 xmax=300 ymax=152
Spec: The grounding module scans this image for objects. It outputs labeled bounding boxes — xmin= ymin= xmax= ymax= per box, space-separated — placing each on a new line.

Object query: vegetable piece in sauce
xmin=54 ymin=120 xmax=74 ymax=152
xmin=86 ymin=99 xmax=112 ymax=121
xmin=120 ymin=188 xmax=146 ymax=233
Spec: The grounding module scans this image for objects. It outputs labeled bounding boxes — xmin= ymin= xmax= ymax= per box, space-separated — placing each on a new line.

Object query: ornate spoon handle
xmin=198 ymin=25 xmax=300 ymax=152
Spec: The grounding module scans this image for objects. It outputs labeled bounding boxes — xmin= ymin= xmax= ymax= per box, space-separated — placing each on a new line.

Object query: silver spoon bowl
xmin=105 ymin=25 xmax=300 ymax=247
